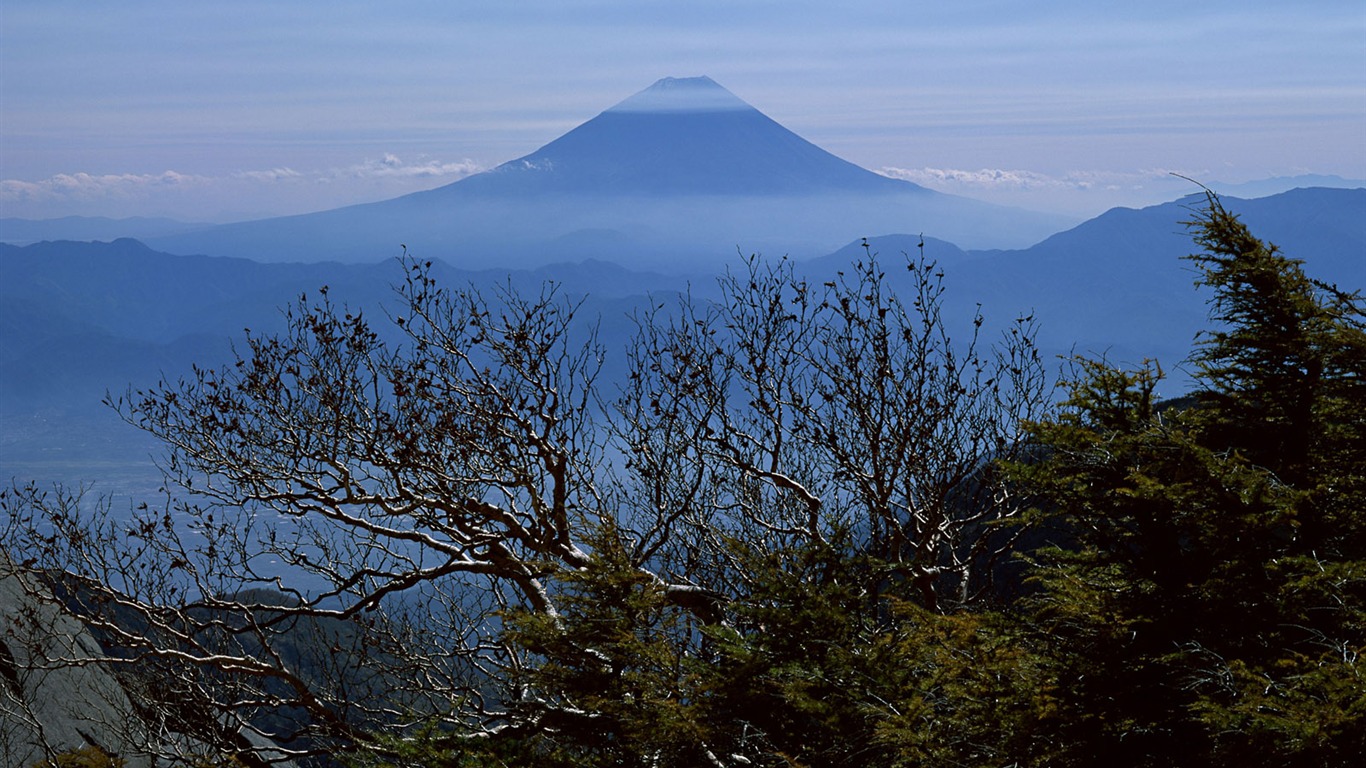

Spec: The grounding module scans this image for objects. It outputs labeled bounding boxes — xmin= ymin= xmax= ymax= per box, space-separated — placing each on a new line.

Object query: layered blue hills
xmin=2 ymin=184 xmax=1360 ymax=492
xmin=6 ymin=186 xmax=1360 ymax=418
xmin=813 ymin=186 xmax=1364 ymax=391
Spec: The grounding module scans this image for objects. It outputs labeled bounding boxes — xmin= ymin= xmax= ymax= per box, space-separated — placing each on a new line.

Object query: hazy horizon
xmin=3 ymin=2 xmax=1364 ymax=225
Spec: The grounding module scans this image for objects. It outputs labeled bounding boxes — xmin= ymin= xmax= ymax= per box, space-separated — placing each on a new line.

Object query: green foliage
xmin=1183 ymin=192 xmax=1366 ymax=764
xmin=1186 ymin=191 xmax=1366 ymax=554
xmin=683 ymin=537 xmax=1038 ymax=767
xmin=863 ymin=604 xmax=1051 ymax=766
xmin=697 ymin=538 xmax=900 ymax=766
xmin=490 ymin=522 xmax=715 ymax=767
xmin=1012 ymin=360 xmax=1285 ymax=763
xmin=364 ymin=528 xmax=1050 ymax=767
xmin=1008 ymin=193 xmax=1366 ymax=766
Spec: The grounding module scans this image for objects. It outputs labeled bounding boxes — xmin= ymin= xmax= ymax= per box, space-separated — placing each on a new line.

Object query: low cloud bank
xmin=2 ymin=155 xmax=484 ymax=222
xmin=876 ymin=166 xmax=1201 ymax=216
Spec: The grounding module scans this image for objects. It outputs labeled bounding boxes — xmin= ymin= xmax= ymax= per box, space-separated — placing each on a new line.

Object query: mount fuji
xmin=450 ymin=76 xmax=915 ymax=196
xmin=149 ymin=77 xmax=1073 ymax=269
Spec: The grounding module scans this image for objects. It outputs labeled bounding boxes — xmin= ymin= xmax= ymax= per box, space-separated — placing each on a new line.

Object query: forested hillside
xmin=2 ymin=194 xmax=1363 ymax=767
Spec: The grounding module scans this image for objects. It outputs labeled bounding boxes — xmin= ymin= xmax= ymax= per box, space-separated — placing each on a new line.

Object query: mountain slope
xmin=447 ymin=76 xmax=918 ymax=196
xmin=146 ymin=77 xmax=1072 ymax=268
xmin=811 ymin=187 xmax=1365 ymax=392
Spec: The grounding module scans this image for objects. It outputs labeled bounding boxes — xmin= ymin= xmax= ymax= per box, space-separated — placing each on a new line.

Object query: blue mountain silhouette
xmin=147 ymin=77 xmax=1070 ymax=267
xmin=445 ymin=76 xmax=918 ymax=196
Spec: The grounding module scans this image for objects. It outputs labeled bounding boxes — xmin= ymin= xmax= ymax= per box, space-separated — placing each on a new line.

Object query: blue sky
xmin=3 ymin=1 xmax=1363 ymax=221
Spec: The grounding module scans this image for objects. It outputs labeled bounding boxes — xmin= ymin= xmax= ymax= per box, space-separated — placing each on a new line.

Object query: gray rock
xmin=0 ymin=554 xmax=160 ymax=767
xmin=0 ymin=555 xmax=297 ymax=767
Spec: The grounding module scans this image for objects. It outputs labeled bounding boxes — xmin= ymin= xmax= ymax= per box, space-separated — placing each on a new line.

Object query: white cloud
xmin=880 ymin=167 xmax=1056 ymax=189
xmin=875 ymin=166 xmax=1209 ymax=217
xmin=1 ymin=170 xmax=211 ymax=202
xmin=233 ymin=167 xmax=304 ymax=182
xmin=877 ymin=166 xmax=1185 ymax=191
xmin=1 ymin=155 xmax=485 ymax=220
xmin=339 ymin=155 xmax=483 ymax=180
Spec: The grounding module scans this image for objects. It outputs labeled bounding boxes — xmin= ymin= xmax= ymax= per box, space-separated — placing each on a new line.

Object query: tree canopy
xmin=2 ymin=194 xmax=1362 ymax=767
xmin=1008 ymin=192 xmax=1365 ymax=765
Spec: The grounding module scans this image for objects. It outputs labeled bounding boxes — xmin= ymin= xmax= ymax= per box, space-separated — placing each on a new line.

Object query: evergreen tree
xmin=1184 ymin=192 xmax=1366 ymax=763
xmin=1013 ymin=193 xmax=1366 ymax=766
xmin=1186 ymin=191 xmax=1366 ymax=556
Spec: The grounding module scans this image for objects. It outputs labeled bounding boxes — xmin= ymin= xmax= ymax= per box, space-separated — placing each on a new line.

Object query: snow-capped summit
xmin=605 ymin=76 xmax=751 ymax=113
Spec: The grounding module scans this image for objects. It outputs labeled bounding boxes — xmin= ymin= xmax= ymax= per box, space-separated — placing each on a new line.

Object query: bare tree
xmin=1 ymin=248 xmax=1048 ymax=764
xmin=619 ymin=250 xmax=1048 ymax=610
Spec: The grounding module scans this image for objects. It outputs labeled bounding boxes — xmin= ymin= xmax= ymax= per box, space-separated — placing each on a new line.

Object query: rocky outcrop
xmin=1 ymin=556 xmax=298 ymax=767
xmin=0 ymin=554 xmax=160 ymax=767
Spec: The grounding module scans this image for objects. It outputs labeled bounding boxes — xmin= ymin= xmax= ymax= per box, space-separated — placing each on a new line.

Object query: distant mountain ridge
xmin=0 ymin=215 xmax=213 ymax=245
xmin=142 ymin=76 xmax=1074 ymax=266
xmin=1210 ymin=174 xmax=1364 ymax=200
xmin=814 ymin=186 xmax=1365 ymax=392
xmin=5 ymin=186 xmax=1359 ymax=410
xmin=2 ymin=185 xmax=1360 ymax=505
